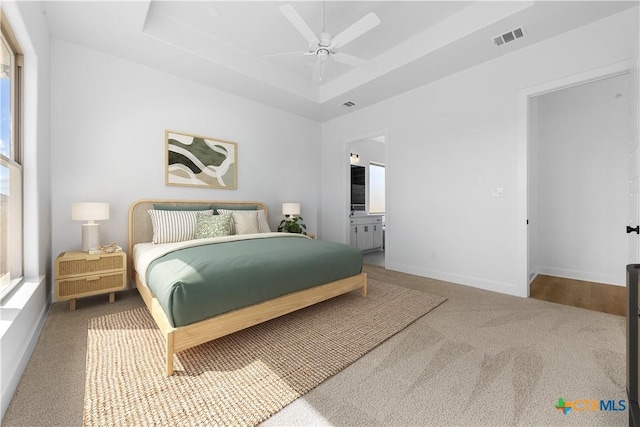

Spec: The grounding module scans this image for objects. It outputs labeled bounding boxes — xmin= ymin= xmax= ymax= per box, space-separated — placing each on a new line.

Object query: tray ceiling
xmin=42 ymin=1 xmax=638 ymax=121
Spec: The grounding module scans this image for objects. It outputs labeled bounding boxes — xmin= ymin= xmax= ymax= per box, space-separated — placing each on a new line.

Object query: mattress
xmin=133 ymin=233 xmax=363 ymax=327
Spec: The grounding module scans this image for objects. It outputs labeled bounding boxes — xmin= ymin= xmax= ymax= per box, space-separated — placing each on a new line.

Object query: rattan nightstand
xmin=54 ymin=251 xmax=127 ymax=310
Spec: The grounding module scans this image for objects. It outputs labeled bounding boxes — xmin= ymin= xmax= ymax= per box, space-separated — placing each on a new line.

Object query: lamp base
xmin=81 ymin=223 xmax=101 ymax=252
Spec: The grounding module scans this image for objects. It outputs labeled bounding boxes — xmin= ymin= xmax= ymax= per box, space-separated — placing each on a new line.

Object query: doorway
xmin=347 ymin=133 xmax=387 ymax=268
xmin=526 ymin=70 xmax=630 ymax=305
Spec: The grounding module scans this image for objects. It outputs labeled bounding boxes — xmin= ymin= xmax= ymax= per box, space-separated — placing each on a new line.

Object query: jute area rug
xmin=83 ymin=279 xmax=446 ymax=426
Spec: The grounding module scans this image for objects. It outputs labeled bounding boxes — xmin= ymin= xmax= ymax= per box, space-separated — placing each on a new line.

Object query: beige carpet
xmin=82 ymin=279 xmax=446 ymax=426
xmin=3 ymin=266 xmax=628 ymax=426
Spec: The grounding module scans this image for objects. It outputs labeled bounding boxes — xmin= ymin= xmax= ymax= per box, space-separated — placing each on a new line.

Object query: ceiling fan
xmin=266 ymin=3 xmax=381 ymax=81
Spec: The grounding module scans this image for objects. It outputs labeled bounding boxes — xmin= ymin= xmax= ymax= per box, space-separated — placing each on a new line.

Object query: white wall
xmin=1 ymin=0 xmax=51 ymax=421
xmin=350 ymin=138 xmax=385 ymax=166
xmin=319 ymin=7 xmax=639 ymax=297
xmin=535 ymin=74 xmax=629 ymax=286
xmin=50 ymin=40 xmax=321 ymax=270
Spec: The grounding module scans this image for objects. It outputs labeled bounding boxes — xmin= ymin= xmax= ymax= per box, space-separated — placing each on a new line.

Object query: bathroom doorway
xmin=348 ymin=134 xmax=387 ymax=267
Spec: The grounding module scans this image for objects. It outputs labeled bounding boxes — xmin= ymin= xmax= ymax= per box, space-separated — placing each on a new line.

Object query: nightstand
xmin=54 ymin=251 xmax=127 ymax=310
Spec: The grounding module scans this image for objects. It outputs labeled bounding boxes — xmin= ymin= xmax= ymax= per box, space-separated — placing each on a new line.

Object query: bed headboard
xmin=128 ymin=199 xmax=269 ymax=260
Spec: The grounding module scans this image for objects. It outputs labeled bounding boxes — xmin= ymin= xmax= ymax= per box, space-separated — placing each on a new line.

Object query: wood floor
xmin=530 ymin=274 xmax=626 ymax=316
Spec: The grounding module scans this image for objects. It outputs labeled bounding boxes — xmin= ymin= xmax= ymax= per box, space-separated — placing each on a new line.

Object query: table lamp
xmin=72 ymin=202 xmax=110 ymax=251
xmin=282 ymin=202 xmax=300 ymax=219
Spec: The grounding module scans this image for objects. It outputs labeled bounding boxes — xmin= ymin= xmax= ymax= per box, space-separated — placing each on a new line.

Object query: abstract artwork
xmin=165 ymin=130 xmax=237 ymax=189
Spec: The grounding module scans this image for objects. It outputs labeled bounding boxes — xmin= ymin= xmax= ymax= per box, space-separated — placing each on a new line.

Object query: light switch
xmin=492 ymin=187 xmax=504 ymax=198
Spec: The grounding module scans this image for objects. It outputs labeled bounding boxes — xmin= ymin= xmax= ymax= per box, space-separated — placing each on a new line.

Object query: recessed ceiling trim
xmin=318 ymin=1 xmax=534 ymax=103
xmin=41 ymin=1 xmax=638 ymax=122
xmin=143 ymin=6 xmax=319 ymax=102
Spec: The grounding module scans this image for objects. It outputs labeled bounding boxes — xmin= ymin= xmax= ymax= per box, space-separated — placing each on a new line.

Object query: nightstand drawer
xmin=55 ymin=252 xmax=125 ymax=278
xmin=55 ymin=271 xmax=127 ymax=300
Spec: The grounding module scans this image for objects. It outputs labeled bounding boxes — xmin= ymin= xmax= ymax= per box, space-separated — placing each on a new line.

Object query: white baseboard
xmin=385 ymin=262 xmax=527 ymax=298
xmin=1 ymin=277 xmax=49 ymax=421
xmin=536 ymin=266 xmax=625 ymax=287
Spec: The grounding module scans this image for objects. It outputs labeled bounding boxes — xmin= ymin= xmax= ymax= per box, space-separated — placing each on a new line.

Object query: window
xmin=369 ymin=162 xmax=385 ymax=214
xmin=0 ymin=11 xmax=23 ymax=300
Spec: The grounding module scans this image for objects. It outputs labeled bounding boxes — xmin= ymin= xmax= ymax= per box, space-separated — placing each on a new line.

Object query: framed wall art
xmin=165 ymin=130 xmax=237 ymax=189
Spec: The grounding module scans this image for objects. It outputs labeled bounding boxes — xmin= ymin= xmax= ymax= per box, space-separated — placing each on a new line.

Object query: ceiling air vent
xmin=492 ymin=26 xmax=526 ymax=47
xmin=342 ymin=101 xmax=356 ymax=108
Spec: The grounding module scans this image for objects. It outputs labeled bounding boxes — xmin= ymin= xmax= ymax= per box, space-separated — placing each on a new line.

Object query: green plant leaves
xmin=277 ymin=216 xmax=307 ymax=235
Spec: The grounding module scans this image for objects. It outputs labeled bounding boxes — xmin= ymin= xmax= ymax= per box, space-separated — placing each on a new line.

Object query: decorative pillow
xmin=218 ymin=209 xmax=271 ymax=234
xmin=234 ymin=211 xmax=259 ymax=235
xmin=195 ymin=213 xmax=232 ymax=239
xmin=147 ymin=209 xmax=213 ymax=244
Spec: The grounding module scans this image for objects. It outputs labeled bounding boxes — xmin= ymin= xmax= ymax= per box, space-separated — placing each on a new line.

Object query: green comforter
xmin=145 ymin=235 xmax=363 ymax=327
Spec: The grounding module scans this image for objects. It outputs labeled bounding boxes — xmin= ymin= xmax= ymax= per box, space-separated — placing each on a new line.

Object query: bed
xmin=128 ymin=199 xmax=367 ymax=376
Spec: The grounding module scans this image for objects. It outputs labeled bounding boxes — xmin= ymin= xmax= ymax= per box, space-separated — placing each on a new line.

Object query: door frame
xmin=344 ymin=128 xmax=390 ymax=264
xmin=517 ymin=61 xmax=631 ymax=297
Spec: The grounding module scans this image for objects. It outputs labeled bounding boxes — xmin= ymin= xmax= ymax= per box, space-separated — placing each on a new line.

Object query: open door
xmin=629 ymin=132 xmax=639 ymax=263
xmin=630 ymin=57 xmax=640 ymax=264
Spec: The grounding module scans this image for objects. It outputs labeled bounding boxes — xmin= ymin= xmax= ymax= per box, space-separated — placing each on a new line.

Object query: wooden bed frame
xmin=128 ymin=199 xmax=367 ymax=376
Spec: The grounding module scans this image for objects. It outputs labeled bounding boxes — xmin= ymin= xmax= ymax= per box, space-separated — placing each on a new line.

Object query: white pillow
xmin=218 ymin=209 xmax=271 ymax=234
xmin=256 ymin=210 xmax=271 ymax=233
xmin=147 ymin=209 xmax=214 ymax=244
xmin=234 ymin=211 xmax=260 ymax=235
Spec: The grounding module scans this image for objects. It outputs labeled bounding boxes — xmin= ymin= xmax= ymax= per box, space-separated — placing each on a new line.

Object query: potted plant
xmin=278 ymin=215 xmax=307 ymax=235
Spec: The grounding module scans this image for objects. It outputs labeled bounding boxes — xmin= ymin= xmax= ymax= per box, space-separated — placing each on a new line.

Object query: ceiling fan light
xmin=317 ymin=49 xmax=329 ymax=61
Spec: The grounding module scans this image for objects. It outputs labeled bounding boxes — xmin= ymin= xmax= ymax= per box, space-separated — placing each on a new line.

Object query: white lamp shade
xmin=72 ymin=202 xmax=110 ymax=221
xmin=282 ymin=203 xmax=300 ymax=216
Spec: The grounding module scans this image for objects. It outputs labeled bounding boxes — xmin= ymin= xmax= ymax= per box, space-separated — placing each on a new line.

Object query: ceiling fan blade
xmin=262 ymin=50 xmax=308 ymax=58
xmin=332 ymin=52 xmax=375 ymax=69
xmin=312 ymin=60 xmax=327 ymax=81
xmin=279 ymin=4 xmax=319 ymax=47
xmin=330 ymin=12 xmax=381 ymax=50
